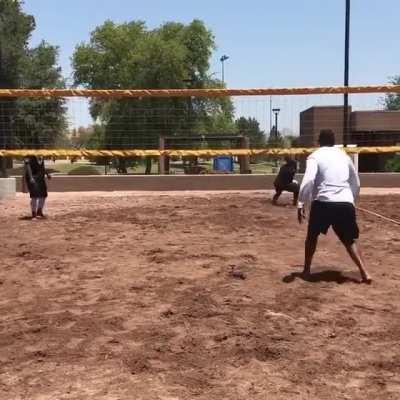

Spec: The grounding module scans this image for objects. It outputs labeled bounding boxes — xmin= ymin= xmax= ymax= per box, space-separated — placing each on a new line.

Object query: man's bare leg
xmin=344 ymin=241 xmax=372 ymax=283
xmin=293 ymin=190 xmax=299 ymax=206
xmin=291 ymin=182 xmax=300 ymax=206
xmin=303 ymin=233 xmax=318 ymax=276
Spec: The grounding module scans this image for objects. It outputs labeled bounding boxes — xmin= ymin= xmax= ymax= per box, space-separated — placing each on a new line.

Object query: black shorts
xmin=274 ymin=182 xmax=299 ymax=194
xmin=308 ymin=201 xmax=359 ymax=245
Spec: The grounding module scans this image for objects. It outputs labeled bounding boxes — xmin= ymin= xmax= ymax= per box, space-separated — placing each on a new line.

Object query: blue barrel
xmin=213 ymin=156 xmax=234 ymax=172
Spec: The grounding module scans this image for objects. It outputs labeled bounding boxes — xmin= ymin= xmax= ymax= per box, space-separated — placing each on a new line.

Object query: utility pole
xmin=0 ymin=44 xmax=7 ymax=177
xmin=343 ymin=0 xmax=351 ymax=146
xmin=269 ymin=96 xmax=272 ymax=134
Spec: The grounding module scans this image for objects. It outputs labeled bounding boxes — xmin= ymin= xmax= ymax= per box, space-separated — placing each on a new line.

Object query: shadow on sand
xmin=282 ymin=269 xmax=360 ymax=284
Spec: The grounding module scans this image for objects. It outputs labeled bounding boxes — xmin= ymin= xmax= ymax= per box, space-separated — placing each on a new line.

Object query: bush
xmin=67 ymin=165 xmax=101 ymax=175
xmin=385 ymin=155 xmax=400 ymax=172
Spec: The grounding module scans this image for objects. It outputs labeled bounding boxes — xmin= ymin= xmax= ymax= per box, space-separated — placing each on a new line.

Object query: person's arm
xmin=274 ymin=166 xmax=283 ymax=185
xmin=297 ymin=156 xmax=318 ymax=223
xmin=45 ymin=166 xmax=52 ymax=180
xmin=348 ymin=156 xmax=360 ymax=202
xmin=39 ymin=159 xmax=51 ymax=180
xmin=289 ymin=165 xmax=297 ymax=182
xmin=25 ymin=160 xmax=35 ymax=184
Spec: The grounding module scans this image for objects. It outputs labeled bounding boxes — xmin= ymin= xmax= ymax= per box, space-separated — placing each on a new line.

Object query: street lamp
xmin=220 ymin=55 xmax=229 ymax=84
xmin=272 ymin=108 xmax=280 ymax=140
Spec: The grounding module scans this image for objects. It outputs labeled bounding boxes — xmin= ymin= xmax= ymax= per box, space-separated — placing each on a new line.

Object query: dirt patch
xmin=0 ymin=192 xmax=399 ymax=399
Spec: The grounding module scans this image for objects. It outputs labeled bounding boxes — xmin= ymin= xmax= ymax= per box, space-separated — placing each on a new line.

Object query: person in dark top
xmin=24 ymin=156 xmax=51 ymax=218
xmin=272 ymin=156 xmax=299 ymax=206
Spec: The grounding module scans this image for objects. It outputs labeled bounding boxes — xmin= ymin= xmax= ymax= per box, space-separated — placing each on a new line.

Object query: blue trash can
xmin=213 ymin=156 xmax=234 ymax=172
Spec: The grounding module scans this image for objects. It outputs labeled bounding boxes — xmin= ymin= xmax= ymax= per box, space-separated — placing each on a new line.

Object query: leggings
xmin=31 ymin=198 xmax=46 ymax=213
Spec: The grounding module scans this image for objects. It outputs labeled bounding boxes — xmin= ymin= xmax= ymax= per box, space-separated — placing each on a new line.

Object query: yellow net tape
xmin=1 ymin=146 xmax=399 ymax=158
xmin=0 ymin=84 xmax=399 ymax=98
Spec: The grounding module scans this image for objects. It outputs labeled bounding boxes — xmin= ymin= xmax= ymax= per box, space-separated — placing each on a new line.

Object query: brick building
xmin=299 ymin=106 xmax=400 ymax=171
xmin=299 ymin=106 xmax=351 ymax=147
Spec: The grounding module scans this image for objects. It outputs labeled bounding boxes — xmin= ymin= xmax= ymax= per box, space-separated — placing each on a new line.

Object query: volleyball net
xmin=0 ymin=85 xmax=400 ymax=162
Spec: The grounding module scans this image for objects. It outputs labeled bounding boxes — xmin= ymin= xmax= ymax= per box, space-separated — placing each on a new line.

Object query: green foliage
xmin=67 ymin=165 xmax=101 ymax=175
xmin=283 ymin=135 xmax=300 ymax=147
xmin=0 ymin=2 xmax=67 ymax=149
xmin=385 ymin=155 xmax=400 ymax=172
xmin=21 ymin=41 xmax=65 ymax=88
xmin=235 ymin=117 xmax=266 ymax=148
xmin=384 ymin=76 xmax=400 ymax=110
xmin=72 ymin=19 xmax=234 ymax=150
xmin=0 ymin=0 xmax=35 ymax=88
xmin=14 ymin=41 xmax=67 ymax=147
xmin=70 ymin=124 xmax=105 ymax=149
xmin=267 ymin=127 xmax=285 ymax=148
xmin=0 ymin=0 xmax=35 ymax=152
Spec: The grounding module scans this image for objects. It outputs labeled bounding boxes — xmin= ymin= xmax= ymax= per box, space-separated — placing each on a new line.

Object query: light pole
xmin=220 ymin=55 xmax=229 ymax=84
xmin=272 ymin=108 xmax=280 ymax=140
xmin=183 ymin=78 xmax=195 ymax=135
xmin=343 ymin=0 xmax=350 ymax=146
xmin=269 ymin=96 xmax=272 ymax=134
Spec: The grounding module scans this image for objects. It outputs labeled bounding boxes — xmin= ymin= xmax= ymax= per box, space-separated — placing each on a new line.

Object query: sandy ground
xmin=0 ymin=191 xmax=399 ymax=400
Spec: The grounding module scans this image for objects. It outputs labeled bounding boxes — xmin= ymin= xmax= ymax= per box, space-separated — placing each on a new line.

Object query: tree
xmin=15 ymin=41 xmax=67 ymax=148
xmin=383 ymin=76 xmax=400 ymax=170
xmin=385 ymin=155 xmax=400 ymax=172
xmin=0 ymin=0 xmax=35 ymax=174
xmin=384 ymin=76 xmax=400 ymax=110
xmin=267 ymin=125 xmax=285 ymax=147
xmin=69 ymin=124 xmax=105 ymax=149
xmin=283 ymin=135 xmax=300 ymax=147
xmin=0 ymin=1 xmax=67 ymax=175
xmin=73 ymin=19 xmax=235 ymax=173
xmin=235 ymin=117 xmax=266 ymax=148
xmin=0 ymin=0 xmax=35 ymax=89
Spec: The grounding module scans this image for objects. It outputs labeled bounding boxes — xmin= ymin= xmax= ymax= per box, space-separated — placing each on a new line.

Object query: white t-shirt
xmin=298 ymin=146 xmax=360 ymax=208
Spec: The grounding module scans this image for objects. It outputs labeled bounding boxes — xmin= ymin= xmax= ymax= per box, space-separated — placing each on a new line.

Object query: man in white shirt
xmin=297 ymin=129 xmax=371 ymax=283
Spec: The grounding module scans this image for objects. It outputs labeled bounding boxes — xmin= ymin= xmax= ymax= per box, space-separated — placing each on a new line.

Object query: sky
xmin=21 ymin=0 xmax=400 ymax=132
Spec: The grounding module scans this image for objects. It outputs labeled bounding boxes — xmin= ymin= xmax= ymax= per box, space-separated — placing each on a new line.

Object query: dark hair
xmin=28 ymin=155 xmax=40 ymax=168
xmin=284 ymin=156 xmax=292 ymax=163
xmin=318 ymin=129 xmax=335 ymax=147
xmin=284 ymin=156 xmax=296 ymax=166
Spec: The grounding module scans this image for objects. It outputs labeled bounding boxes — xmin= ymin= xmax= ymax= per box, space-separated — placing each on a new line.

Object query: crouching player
xmin=272 ymin=156 xmax=299 ymax=206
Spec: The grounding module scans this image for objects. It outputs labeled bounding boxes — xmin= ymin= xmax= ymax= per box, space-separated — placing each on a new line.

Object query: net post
xmin=159 ymin=136 xmax=166 ymax=175
xmin=239 ymin=136 xmax=250 ymax=174
xmin=348 ymin=144 xmax=358 ymax=172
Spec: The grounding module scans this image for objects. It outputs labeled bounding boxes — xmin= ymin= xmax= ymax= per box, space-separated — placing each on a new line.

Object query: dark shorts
xmin=274 ymin=182 xmax=299 ymax=194
xmin=308 ymin=201 xmax=359 ymax=245
xmin=26 ymin=176 xmax=48 ymax=198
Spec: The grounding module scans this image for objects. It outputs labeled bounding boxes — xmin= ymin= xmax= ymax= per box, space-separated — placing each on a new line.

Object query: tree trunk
xmin=0 ymin=158 xmax=7 ymax=178
xmin=117 ymin=157 xmax=127 ymax=174
xmin=0 ymin=99 xmax=16 ymax=178
xmin=145 ymin=157 xmax=152 ymax=174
